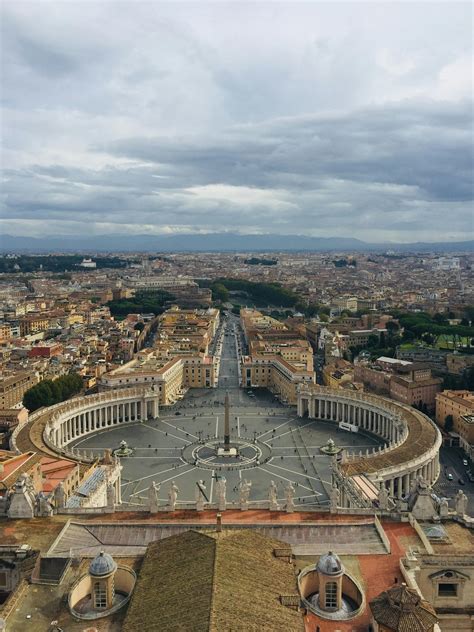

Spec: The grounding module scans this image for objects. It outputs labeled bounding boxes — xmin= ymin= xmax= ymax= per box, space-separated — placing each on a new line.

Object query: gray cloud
xmin=1 ymin=2 xmax=472 ymax=242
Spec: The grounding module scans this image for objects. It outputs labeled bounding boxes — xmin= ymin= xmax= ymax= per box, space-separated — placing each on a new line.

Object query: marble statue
xmin=216 ymin=477 xmax=227 ymax=511
xmin=439 ymin=496 xmax=449 ymax=517
xmin=268 ymin=480 xmax=279 ymax=510
xmin=36 ymin=492 xmax=54 ymax=517
xmin=239 ymin=480 xmax=252 ymax=510
xmin=54 ymin=481 xmax=66 ymax=510
xmin=330 ymin=485 xmax=340 ymax=511
xmin=8 ymin=474 xmax=36 ymax=519
xmin=195 ymin=480 xmax=207 ymax=511
xmin=455 ymin=489 xmax=468 ymax=517
xmin=168 ymin=481 xmax=179 ymax=511
xmin=106 ymin=482 xmax=116 ymax=510
xmin=148 ymin=481 xmax=161 ymax=513
xmin=378 ymin=484 xmax=389 ymax=511
xmin=285 ymin=482 xmax=296 ymax=513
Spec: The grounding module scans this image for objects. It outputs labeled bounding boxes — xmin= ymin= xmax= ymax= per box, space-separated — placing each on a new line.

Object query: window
xmin=438 ymin=583 xmax=458 ymax=597
xmin=94 ymin=581 xmax=108 ymax=609
xmin=325 ymin=582 xmax=338 ymax=609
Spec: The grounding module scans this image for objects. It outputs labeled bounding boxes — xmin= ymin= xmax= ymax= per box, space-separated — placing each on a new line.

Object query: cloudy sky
xmin=1 ymin=1 xmax=473 ymax=243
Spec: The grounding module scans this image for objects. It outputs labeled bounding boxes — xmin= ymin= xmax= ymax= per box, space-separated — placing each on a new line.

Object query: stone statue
xmin=439 ymin=496 xmax=449 ymax=517
xmin=268 ymin=480 xmax=279 ymax=510
xmin=168 ymin=481 xmax=179 ymax=511
xmin=148 ymin=481 xmax=161 ymax=513
xmin=36 ymin=492 xmax=54 ymax=517
xmin=54 ymin=481 xmax=66 ymax=510
xmin=378 ymin=484 xmax=389 ymax=511
xmin=195 ymin=480 xmax=207 ymax=512
xmin=285 ymin=482 xmax=296 ymax=513
xmin=216 ymin=477 xmax=227 ymax=511
xmin=102 ymin=449 xmax=113 ymax=464
xmin=239 ymin=480 xmax=252 ymax=510
xmin=330 ymin=485 xmax=340 ymax=511
xmin=455 ymin=489 xmax=468 ymax=517
xmin=416 ymin=475 xmax=428 ymax=490
xmin=106 ymin=482 xmax=115 ymax=509
xmin=8 ymin=474 xmax=36 ymax=519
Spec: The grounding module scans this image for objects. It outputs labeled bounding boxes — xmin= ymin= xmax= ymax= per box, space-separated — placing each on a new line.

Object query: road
xmin=434 ymin=445 xmax=474 ymax=514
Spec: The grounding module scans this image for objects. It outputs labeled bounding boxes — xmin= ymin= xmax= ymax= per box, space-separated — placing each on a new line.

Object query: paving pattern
xmin=71 ymin=317 xmax=383 ymax=508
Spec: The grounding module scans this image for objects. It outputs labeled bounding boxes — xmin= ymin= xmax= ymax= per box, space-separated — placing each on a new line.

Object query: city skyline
xmin=1 ymin=2 xmax=473 ymax=244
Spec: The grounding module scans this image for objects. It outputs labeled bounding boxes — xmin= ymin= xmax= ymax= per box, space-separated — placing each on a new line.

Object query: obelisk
xmin=224 ymin=391 xmax=230 ymax=450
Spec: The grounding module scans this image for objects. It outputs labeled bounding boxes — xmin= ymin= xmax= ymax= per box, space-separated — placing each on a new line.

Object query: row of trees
xmin=23 ymin=373 xmax=83 ymax=412
xmin=0 ymin=255 xmax=129 ymax=273
xmin=395 ymin=311 xmax=474 ymax=350
xmin=107 ymin=290 xmax=175 ymax=318
xmin=200 ymin=278 xmax=300 ymax=308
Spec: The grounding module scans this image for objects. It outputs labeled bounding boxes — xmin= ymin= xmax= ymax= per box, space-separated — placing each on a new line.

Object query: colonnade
xmin=297 ymin=391 xmax=405 ymax=444
xmin=298 ymin=385 xmax=441 ymax=501
xmin=44 ymin=388 xmax=160 ymax=451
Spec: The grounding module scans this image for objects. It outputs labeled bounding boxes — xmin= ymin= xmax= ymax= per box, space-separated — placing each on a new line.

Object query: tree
xmin=386 ymin=320 xmax=399 ymax=332
xmin=444 ymin=414 xmax=454 ymax=432
xmin=211 ymin=283 xmax=229 ymax=303
xmin=23 ymin=373 xmax=83 ymax=412
xmin=134 ymin=322 xmax=145 ymax=332
xmin=367 ymin=334 xmax=379 ymax=348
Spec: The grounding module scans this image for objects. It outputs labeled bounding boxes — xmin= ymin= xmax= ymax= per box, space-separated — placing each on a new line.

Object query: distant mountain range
xmin=0 ymin=233 xmax=472 ymax=254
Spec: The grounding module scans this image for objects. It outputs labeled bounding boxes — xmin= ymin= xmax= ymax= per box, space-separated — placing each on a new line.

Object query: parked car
xmin=463 ymin=459 xmax=469 ymax=466
xmin=447 ymin=473 xmax=454 ymax=481
xmin=458 ymin=478 xmax=466 ymax=485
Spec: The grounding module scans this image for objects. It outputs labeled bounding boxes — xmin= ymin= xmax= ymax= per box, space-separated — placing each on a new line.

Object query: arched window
xmin=325 ymin=581 xmax=338 ymax=609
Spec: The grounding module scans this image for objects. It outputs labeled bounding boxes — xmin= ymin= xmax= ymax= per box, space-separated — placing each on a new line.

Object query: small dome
xmin=89 ymin=551 xmax=117 ymax=577
xmin=317 ymin=551 xmax=343 ymax=576
xmin=425 ymin=525 xmax=446 ymax=540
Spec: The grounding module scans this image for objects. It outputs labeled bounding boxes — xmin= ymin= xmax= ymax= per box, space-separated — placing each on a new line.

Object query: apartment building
xmin=240 ymin=309 xmax=315 ymax=404
xmin=436 ymin=390 xmax=474 ymax=457
xmin=0 ymin=372 xmax=38 ymax=409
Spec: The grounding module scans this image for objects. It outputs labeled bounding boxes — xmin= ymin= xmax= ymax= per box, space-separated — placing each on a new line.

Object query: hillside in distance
xmin=0 ymin=232 xmax=472 ymax=253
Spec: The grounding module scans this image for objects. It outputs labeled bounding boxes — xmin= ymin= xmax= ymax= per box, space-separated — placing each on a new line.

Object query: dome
xmin=424 ymin=525 xmax=446 ymax=540
xmin=316 ymin=551 xmax=343 ymax=576
xmin=89 ymin=551 xmax=117 ymax=577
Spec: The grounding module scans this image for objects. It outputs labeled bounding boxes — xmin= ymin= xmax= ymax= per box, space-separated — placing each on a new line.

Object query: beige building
xmin=0 ymin=372 xmax=38 ymax=409
xmin=436 ymin=390 xmax=474 ymax=457
xmin=241 ymin=355 xmax=314 ymax=404
xmin=99 ymin=307 xmax=220 ymax=405
xmin=240 ymin=309 xmax=315 ymax=404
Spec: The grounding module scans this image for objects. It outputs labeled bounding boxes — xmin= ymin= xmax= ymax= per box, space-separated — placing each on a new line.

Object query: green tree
xmin=211 ymin=283 xmax=229 ymax=303
xmin=367 ymin=334 xmax=379 ymax=348
xmin=23 ymin=373 xmax=83 ymax=412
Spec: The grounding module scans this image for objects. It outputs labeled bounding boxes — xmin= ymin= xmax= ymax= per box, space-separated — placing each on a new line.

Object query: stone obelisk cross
xmin=224 ymin=391 xmax=230 ymax=451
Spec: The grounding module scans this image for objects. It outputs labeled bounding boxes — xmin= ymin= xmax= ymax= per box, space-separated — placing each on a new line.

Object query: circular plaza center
xmin=70 ymin=387 xmax=384 ymax=509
